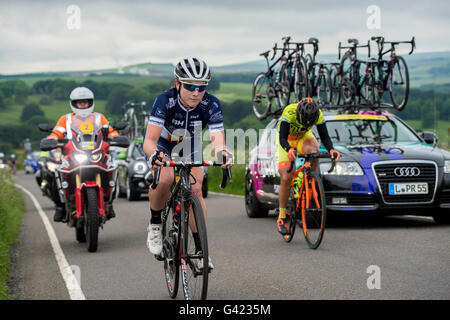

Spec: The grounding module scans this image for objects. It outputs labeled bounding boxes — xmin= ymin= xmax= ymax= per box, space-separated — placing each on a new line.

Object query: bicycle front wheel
xmin=300 ymin=172 xmax=326 ymax=249
xmin=389 ymin=56 xmax=409 ymax=111
xmin=181 ymin=193 xmax=208 ymax=300
xmin=252 ymin=72 xmax=273 ymax=120
xmin=162 ymin=201 xmax=180 ymax=299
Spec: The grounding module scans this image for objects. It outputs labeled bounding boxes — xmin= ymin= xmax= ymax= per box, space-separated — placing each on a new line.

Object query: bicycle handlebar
xmin=286 ymin=152 xmax=337 ymax=174
xmin=150 ymin=161 xmax=232 ymax=190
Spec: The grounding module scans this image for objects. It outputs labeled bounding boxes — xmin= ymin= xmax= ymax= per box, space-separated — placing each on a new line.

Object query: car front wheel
xmin=245 ymin=173 xmax=269 ymax=218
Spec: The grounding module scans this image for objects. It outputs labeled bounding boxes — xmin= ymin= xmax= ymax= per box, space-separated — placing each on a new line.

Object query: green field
xmin=403 ymin=119 xmax=450 ymax=148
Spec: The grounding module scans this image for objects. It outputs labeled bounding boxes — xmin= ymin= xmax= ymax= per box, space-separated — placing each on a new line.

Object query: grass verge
xmin=207 ymin=164 xmax=246 ymax=196
xmin=0 ymin=170 xmax=25 ymax=300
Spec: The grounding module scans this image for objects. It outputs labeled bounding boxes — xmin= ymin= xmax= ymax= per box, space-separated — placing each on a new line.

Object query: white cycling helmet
xmin=174 ymin=57 xmax=211 ymax=83
xmin=70 ymin=87 xmax=95 ymax=117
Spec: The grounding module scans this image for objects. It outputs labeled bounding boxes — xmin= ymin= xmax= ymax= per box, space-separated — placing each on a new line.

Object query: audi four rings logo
xmin=394 ymin=167 xmax=421 ymax=177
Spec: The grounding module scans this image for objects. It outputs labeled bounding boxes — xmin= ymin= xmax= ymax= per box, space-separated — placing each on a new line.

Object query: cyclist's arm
xmin=143 ymin=123 xmax=162 ymax=158
xmin=279 ymin=120 xmax=291 ymax=153
xmin=316 ymin=123 xmax=334 ymax=152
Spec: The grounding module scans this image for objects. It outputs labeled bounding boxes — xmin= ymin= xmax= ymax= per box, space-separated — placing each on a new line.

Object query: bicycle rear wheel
xmin=283 ymin=199 xmax=298 ymax=243
xmin=317 ymin=67 xmax=332 ymax=105
xmin=181 ymin=193 xmax=208 ymax=300
xmin=252 ymin=72 xmax=274 ymax=120
xmin=278 ymin=62 xmax=291 ymax=108
xmin=162 ymin=200 xmax=180 ymax=299
xmin=294 ymin=57 xmax=309 ymax=101
xmin=389 ymin=56 xmax=409 ymax=111
xmin=300 ymin=172 xmax=326 ymax=249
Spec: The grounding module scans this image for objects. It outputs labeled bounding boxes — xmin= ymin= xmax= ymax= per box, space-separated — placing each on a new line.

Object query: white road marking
xmin=15 ymin=184 xmax=86 ymax=300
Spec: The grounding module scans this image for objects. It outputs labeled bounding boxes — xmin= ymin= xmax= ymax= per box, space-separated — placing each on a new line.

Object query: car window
xmin=313 ymin=117 xmax=421 ymax=145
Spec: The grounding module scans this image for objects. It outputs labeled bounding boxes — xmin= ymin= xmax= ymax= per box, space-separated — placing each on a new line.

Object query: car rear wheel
xmin=245 ymin=173 xmax=269 ymax=218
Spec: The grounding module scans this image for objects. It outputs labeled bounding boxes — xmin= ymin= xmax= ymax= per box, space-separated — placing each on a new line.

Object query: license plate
xmin=388 ymin=182 xmax=428 ymax=195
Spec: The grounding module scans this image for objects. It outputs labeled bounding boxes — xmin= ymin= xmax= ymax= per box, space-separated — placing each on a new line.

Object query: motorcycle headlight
xmin=133 ymin=161 xmax=148 ymax=174
xmin=74 ymin=152 xmax=88 ymax=164
xmin=445 ymin=160 xmax=450 ymax=174
xmin=46 ymin=162 xmax=58 ymax=172
xmin=91 ymin=152 xmax=103 ymax=163
xmin=320 ymin=161 xmax=364 ymax=176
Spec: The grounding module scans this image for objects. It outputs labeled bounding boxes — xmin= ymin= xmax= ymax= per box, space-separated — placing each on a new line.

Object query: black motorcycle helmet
xmin=296 ymin=97 xmax=320 ymax=127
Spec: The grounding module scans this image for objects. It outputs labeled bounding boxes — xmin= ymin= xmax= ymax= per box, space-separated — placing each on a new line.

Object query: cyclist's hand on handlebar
xmin=148 ymin=150 xmax=164 ymax=168
xmin=287 ymin=148 xmax=298 ymax=161
xmin=329 ymin=149 xmax=341 ymax=161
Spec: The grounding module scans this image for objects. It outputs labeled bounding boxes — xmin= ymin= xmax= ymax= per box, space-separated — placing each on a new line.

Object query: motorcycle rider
xmin=46 ymin=87 xmax=120 ymax=222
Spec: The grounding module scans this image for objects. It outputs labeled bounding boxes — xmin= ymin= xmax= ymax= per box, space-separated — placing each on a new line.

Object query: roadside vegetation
xmin=0 ymin=170 xmax=24 ymax=300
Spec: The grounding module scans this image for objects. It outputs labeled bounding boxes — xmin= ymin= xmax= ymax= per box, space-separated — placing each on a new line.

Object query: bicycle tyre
xmin=340 ymin=52 xmax=356 ymax=104
xmin=283 ymin=197 xmax=298 ymax=243
xmin=389 ymin=56 xmax=409 ymax=111
xmin=278 ymin=62 xmax=291 ymax=108
xmin=252 ymin=72 xmax=273 ymax=120
xmin=329 ymin=64 xmax=341 ymax=105
xmin=362 ymin=66 xmax=377 ymax=107
xmin=300 ymin=171 xmax=326 ymax=249
xmin=180 ymin=192 xmax=208 ymax=300
xmin=317 ymin=66 xmax=332 ymax=105
xmin=162 ymin=200 xmax=180 ymax=299
xmin=294 ymin=57 xmax=309 ymax=101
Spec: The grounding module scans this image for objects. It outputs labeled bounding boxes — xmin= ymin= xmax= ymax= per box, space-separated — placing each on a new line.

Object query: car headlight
xmin=46 ymin=162 xmax=58 ymax=172
xmin=320 ymin=161 xmax=364 ymax=175
xmin=74 ymin=152 xmax=88 ymax=164
xmin=445 ymin=160 xmax=450 ymax=174
xmin=133 ymin=161 xmax=147 ymax=174
xmin=91 ymin=152 xmax=103 ymax=163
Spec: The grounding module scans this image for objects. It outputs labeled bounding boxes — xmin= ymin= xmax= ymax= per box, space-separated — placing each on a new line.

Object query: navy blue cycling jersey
xmin=148 ymin=88 xmax=224 ymax=160
xmin=149 ymin=88 xmax=224 ymax=142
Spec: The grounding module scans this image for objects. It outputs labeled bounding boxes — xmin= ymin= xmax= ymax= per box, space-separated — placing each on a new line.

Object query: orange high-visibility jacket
xmin=48 ymin=112 xmax=119 ymax=140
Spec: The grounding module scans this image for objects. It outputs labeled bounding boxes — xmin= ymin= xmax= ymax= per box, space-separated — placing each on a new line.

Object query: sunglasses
xmin=181 ymin=82 xmax=207 ymax=92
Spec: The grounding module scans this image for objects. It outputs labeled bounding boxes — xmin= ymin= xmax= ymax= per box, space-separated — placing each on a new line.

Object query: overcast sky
xmin=1 ymin=0 xmax=449 ymax=74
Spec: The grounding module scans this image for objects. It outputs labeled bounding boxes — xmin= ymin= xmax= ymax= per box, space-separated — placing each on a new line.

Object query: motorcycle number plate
xmin=81 ymin=141 xmax=95 ymax=150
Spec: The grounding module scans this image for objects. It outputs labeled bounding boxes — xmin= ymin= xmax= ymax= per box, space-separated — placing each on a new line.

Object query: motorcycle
xmin=35 ymin=149 xmax=62 ymax=208
xmin=39 ymin=121 xmax=129 ymax=252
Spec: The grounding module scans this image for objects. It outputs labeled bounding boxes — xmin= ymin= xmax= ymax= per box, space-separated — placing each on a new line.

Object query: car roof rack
xmin=318 ymin=102 xmax=397 ymax=114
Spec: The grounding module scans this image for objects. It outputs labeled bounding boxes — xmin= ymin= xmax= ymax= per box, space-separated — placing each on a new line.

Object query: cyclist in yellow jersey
xmin=276 ymin=98 xmax=341 ymax=235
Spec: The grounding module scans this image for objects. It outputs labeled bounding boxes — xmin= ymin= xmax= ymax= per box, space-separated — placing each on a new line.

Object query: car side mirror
xmin=117 ymin=153 xmax=127 ymax=160
xmin=421 ymin=132 xmax=437 ymax=146
xmin=38 ymin=123 xmax=52 ymax=133
xmin=113 ymin=122 xmax=128 ymax=131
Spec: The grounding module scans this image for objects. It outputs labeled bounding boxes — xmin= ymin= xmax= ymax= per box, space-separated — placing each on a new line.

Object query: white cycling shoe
xmin=193 ymin=256 xmax=214 ymax=272
xmin=147 ymin=224 xmax=162 ymax=255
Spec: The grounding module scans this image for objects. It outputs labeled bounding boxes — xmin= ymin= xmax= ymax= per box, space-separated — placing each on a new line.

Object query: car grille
xmin=439 ymin=191 xmax=450 ymax=204
xmin=373 ymin=161 xmax=437 ymax=204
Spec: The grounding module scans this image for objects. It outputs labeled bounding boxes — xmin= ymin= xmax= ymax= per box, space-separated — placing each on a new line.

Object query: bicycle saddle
xmin=348 ymin=38 xmax=359 ymax=45
xmin=260 ymin=50 xmax=270 ymax=57
xmin=308 ymin=37 xmax=319 ymax=44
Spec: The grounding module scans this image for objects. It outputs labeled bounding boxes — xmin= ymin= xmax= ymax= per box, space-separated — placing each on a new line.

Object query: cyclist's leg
xmin=299 ymin=131 xmax=320 ymax=170
xmin=276 ymin=133 xmax=296 ymax=234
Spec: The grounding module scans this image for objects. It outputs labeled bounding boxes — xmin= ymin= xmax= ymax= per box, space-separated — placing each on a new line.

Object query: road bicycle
xmin=302 ymin=38 xmax=333 ymax=105
xmin=252 ymin=38 xmax=292 ymax=120
xmin=122 ymin=101 xmax=149 ymax=141
xmin=283 ymin=152 xmax=336 ymax=249
xmin=337 ymin=39 xmax=371 ymax=106
xmin=371 ymin=36 xmax=415 ymax=110
xmin=151 ymin=160 xmax=232 ymax=300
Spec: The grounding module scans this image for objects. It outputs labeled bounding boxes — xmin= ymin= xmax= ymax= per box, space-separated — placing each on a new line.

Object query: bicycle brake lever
xmin=151 ymin=166 xmax=161 ymax=190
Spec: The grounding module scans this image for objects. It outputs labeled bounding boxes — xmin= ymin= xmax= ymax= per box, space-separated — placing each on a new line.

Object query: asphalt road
xmin=9 ymin=170 xmax=450 ymax=300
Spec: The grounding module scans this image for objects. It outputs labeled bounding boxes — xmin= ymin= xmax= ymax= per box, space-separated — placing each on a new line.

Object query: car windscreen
xmin=133 ymin=144 xmax=145 ymax=159
xmin=313 ymin=117 xmax=421 ymax=145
